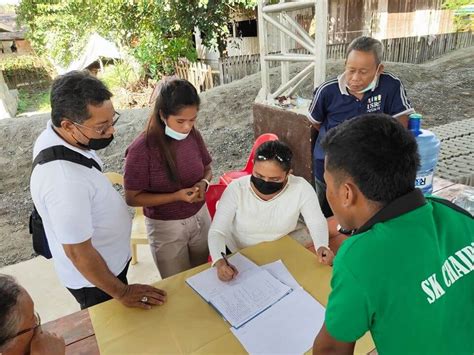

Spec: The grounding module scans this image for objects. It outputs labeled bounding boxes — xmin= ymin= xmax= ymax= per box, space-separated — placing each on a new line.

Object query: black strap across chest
xmin=32 ymin=145 xmax=102 ymax=171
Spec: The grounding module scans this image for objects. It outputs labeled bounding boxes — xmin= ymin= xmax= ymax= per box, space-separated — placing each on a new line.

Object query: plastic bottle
xmin=409 ymin=113 xmax=440 ymax=195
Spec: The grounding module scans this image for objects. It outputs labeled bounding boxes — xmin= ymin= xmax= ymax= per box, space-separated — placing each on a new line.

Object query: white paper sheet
xmin=210 ymin=269 xmax=292 ymax=328
xmin=261 ymin=259 xmax=300 ymax=289
xmin=186 ymin=253 xmax=259 ymax=301
xmin=231 ymin=288 xmax=326 ymax=354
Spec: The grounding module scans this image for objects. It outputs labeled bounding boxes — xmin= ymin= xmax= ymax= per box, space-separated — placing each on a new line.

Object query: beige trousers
xmin=145 ymin=204 xmax=211 ymax=279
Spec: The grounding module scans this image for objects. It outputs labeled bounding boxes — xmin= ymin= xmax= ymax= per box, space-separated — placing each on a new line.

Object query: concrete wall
xmin=0 ymin=70 xmax=17 ymax=119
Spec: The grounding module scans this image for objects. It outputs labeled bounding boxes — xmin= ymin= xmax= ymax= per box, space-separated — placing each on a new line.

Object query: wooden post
xmin=218 ymin=59 xmax=224 ymax=86
xmin=98 ymin=57 xmax=104 ymax=74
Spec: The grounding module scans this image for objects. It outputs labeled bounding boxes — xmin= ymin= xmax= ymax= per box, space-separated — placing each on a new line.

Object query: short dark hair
xmin=346 ymin=36 xmax=384 ymax=66
xmin=322 ymin=114 xmax=420 ymax=204
xmin=0 ymin=275 xmax=22 ymax=350
xmin=50 ymin=70 xmax=112 ymax=127
xmin=254 ymin=140 xmax=293 ymax=172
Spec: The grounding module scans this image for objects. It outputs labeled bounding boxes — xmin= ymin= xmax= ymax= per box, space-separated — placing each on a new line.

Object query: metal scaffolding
xmin=257 ymin=0 xmax=328 ymax=101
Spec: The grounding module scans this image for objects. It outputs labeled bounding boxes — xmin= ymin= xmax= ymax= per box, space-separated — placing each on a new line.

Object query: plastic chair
xmin=205 ymin=183 xmax=227 ymax=263
xmin=104 ymin=172 xmax=148 ymax=265
xmin=205 ymin=183 xmax=227 ymax=220
xmin=219 ymin=133 xmax=279 ymax=185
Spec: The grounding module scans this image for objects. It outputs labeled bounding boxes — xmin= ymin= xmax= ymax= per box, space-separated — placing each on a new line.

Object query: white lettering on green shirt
xmin=421 ymin=242 xmax=474 ymax=303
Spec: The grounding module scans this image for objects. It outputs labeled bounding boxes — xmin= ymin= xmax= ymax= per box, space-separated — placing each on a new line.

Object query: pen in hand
xmin=217 ymin=252 xmax=238 ymax=281
xmin=220 ymin=252 xmax=231 ymax=266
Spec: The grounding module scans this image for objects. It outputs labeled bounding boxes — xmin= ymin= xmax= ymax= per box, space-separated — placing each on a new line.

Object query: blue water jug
xmin=409 ymin=114 xmax=440 ymax=195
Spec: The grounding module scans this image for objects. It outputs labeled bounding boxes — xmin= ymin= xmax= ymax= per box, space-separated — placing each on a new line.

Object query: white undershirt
xmin=30 ymin=120 xmax=132 ymax=289
xmin=208 ymin=174 xmax=328 ymax=263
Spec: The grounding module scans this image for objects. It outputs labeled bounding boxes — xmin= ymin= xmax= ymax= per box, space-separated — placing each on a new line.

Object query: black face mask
xmin=76 ymin=134 xmax=114 ymax=150
xmin=251 ymin=175 xmax=285 ymax=195
xmin=72 ymin=125 xmax=114 ymax=150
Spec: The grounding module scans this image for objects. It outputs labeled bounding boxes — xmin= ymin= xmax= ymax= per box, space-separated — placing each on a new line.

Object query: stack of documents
xmin=186 ymin=254 xmax=326 ymax=354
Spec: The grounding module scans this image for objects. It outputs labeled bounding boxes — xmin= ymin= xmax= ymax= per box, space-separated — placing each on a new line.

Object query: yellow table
xmin=89 ymin=236 xmax=374 ymax=354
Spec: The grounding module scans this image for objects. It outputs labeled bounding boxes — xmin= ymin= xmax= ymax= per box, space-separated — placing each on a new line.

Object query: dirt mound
xmin=0 ymin=46 xmax=472 ymax=266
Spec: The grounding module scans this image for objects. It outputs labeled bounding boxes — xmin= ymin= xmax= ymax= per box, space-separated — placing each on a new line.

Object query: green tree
xmin=442 ymin=0 xmax=473 ymax=31
xmin=17 ymin=0 xmax=257 ymax=78
xmin=442 ymin=0 xmax=472 ymax=9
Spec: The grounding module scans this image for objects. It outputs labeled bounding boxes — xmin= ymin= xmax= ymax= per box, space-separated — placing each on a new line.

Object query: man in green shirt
xmin=313 ymin=113 xmax=474 ymax=354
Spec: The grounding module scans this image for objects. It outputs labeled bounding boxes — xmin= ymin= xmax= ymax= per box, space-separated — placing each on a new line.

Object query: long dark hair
xmin=145 ymin=79 xmax=201 ymax=183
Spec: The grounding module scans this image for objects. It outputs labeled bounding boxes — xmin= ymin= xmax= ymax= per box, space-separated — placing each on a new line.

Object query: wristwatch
xmin=337 ymin=224 xmax=354 ymax=235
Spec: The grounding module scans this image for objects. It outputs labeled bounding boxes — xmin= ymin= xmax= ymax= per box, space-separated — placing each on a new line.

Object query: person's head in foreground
xmin=250 ymin=140 xmax=293 ymax=199
xmin=322 ymin=113 xmax=418 ymax=230
xmin=344 ymin=36 xmax=384 ymax=95
xmin=51 ymin=70 xmax=118 ymax=151
xmin=0 ymin=274 xmax=65 ymax=355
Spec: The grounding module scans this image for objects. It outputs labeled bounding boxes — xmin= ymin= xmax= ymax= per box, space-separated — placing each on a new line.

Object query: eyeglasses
xmin=73 ymin=111 xmax=121 ymax=135
xmin=256 ymin=154 xmax=290 ymax=163
xmin=8 ymin=312 xmax=41 ymax=340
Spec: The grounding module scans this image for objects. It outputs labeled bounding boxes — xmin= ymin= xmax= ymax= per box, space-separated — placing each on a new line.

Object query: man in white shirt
xmin=30 ymin=71 xmax=166 ymax=309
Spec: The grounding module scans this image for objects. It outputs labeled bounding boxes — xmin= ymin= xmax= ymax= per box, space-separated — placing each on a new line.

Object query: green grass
xmin=100 ymin=65 xmax=122 ymax=91
xmin=99 ymin=62 xmax=143 ymax=92
xmin=17 ymin=88 xmax=51 ymax=115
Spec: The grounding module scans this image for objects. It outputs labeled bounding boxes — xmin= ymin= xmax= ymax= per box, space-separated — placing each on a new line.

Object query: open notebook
xmin=186 ymin=254 xmax=326 ymax=354
xmin=186 ymin=254 xmax=293 ymax=328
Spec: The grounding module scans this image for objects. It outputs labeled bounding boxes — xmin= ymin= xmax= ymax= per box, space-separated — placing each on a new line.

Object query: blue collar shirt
xmin=308 ymin=71 xmax=414 ymax=181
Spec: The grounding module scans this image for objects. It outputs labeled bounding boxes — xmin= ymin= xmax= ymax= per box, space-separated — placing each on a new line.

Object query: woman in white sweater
xmin=209 ymin=140 xmax=334 ymax=281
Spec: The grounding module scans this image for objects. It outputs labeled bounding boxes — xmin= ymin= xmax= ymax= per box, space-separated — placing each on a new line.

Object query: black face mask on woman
xmin=250 ymin=175 xmax=285 ymax=195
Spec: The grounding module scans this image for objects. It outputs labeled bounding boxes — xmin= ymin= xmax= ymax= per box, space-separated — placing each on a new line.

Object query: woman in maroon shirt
xmin=124 ymin=79 xmax=213 ymax=278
